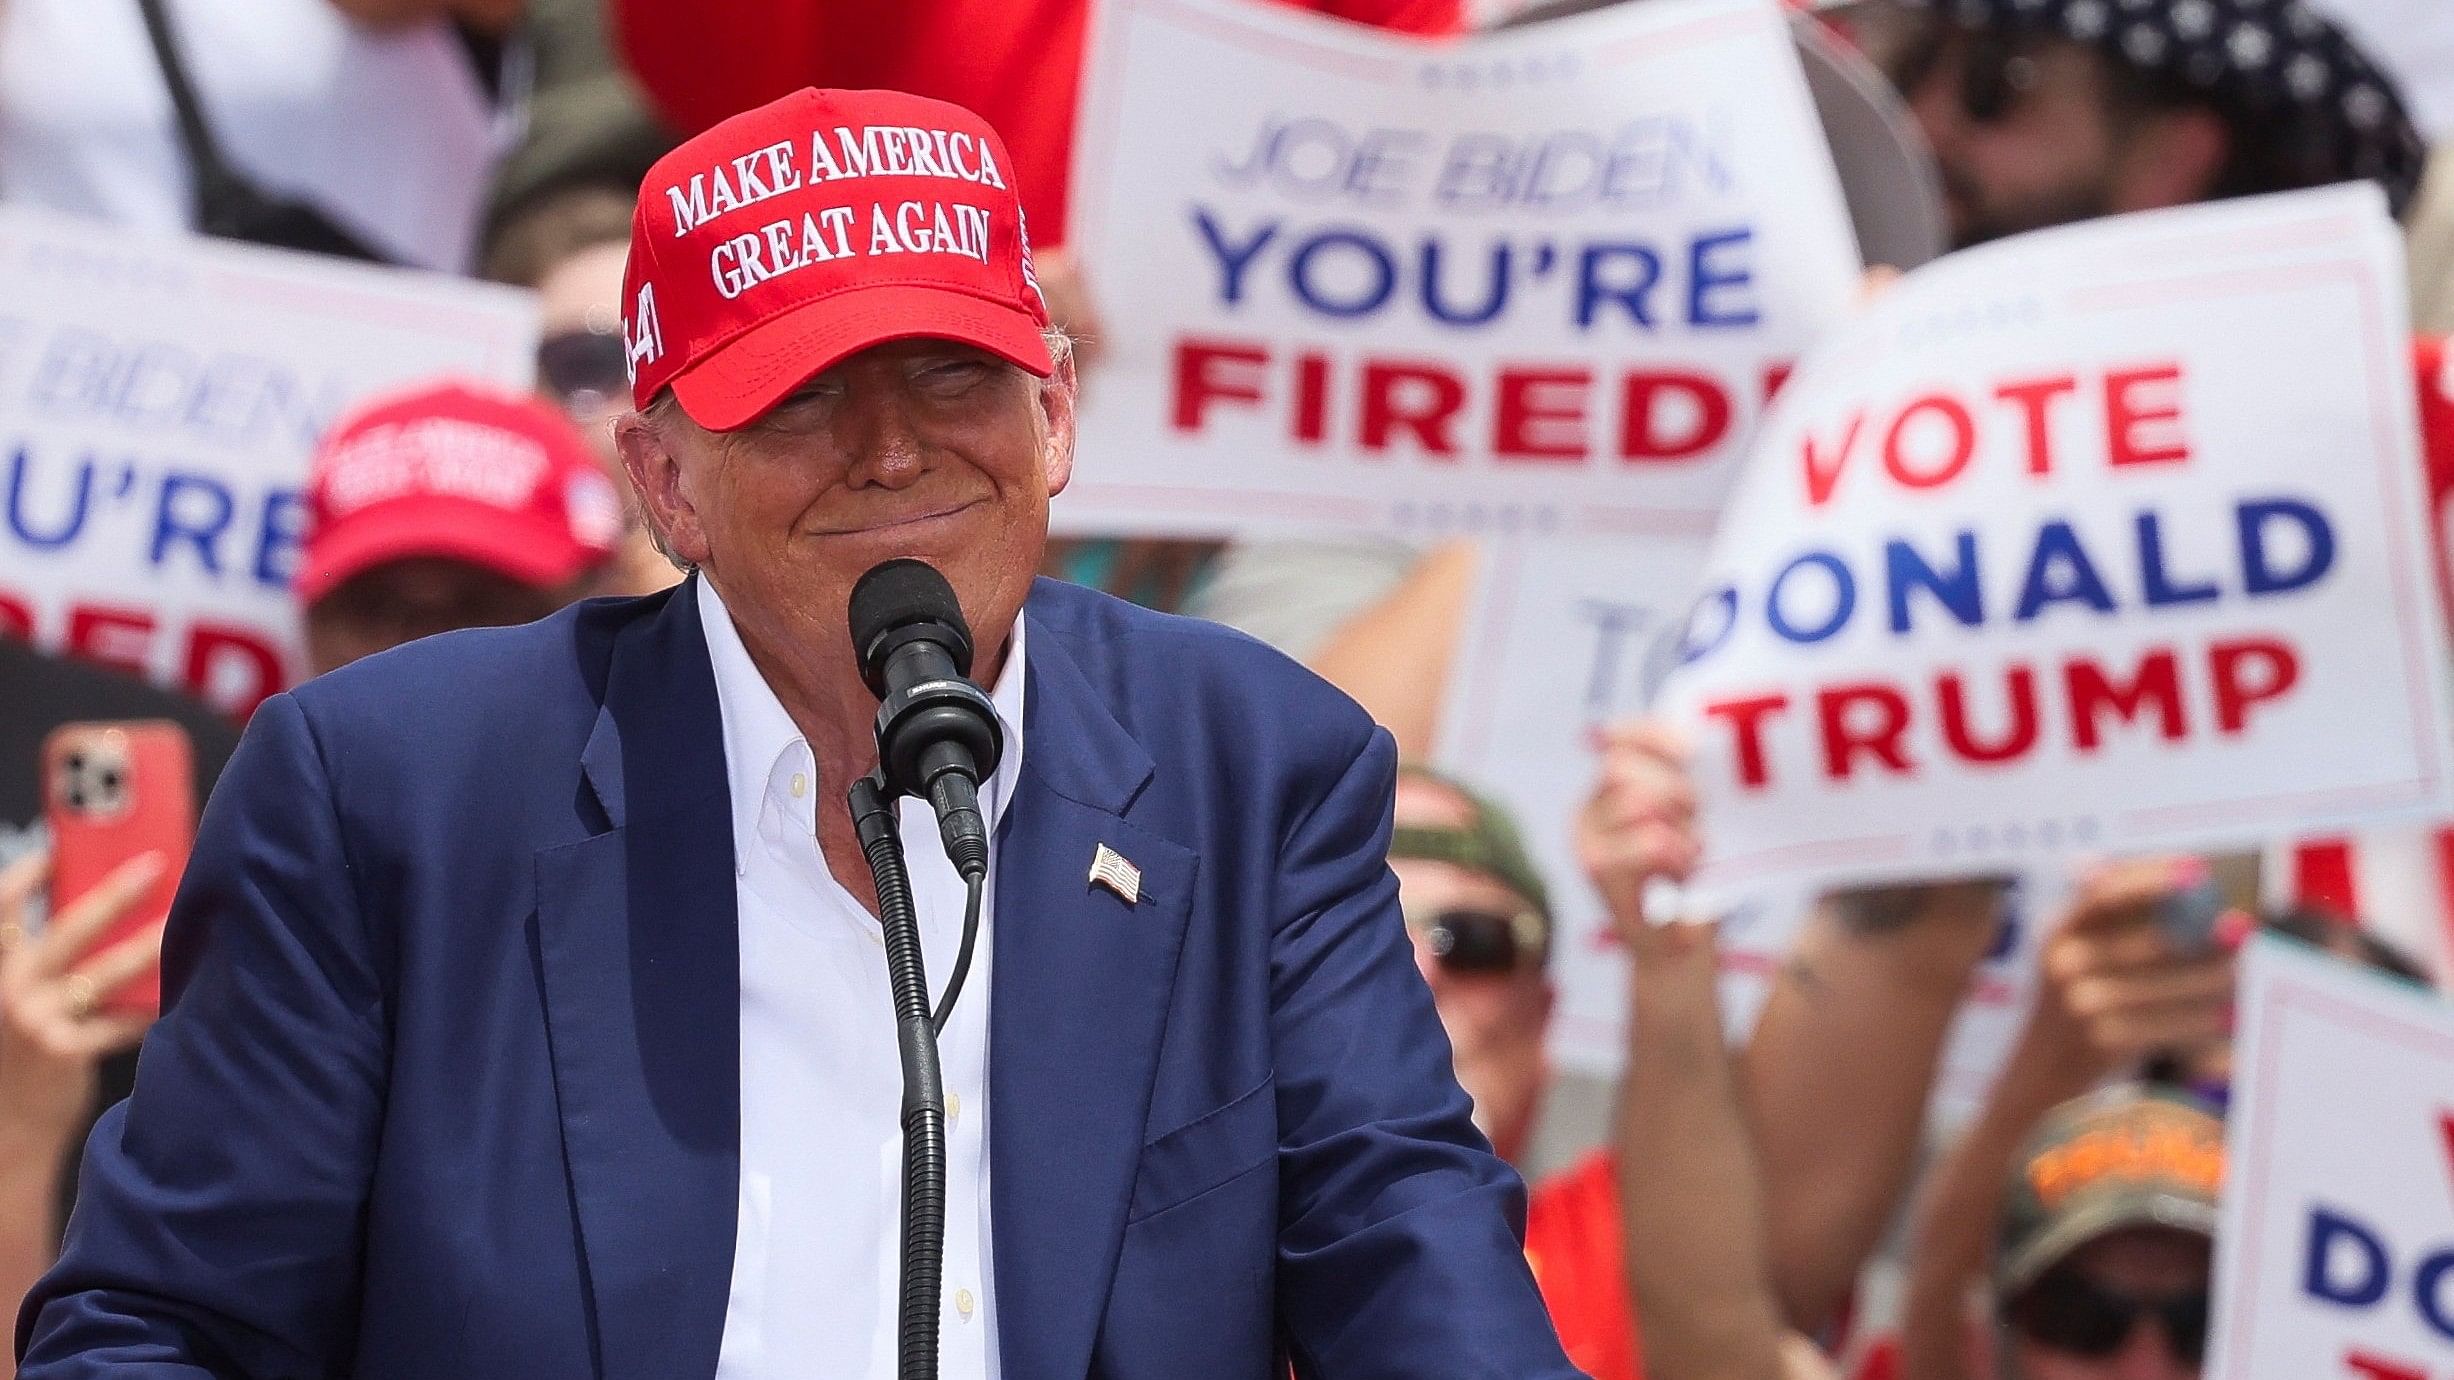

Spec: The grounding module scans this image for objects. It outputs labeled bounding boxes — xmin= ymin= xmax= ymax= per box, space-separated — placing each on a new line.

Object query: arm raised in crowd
xmin=0 ymin=853 xmax=164 ymax=1321
xmin=1741 ymin=877 xmax=2007 ymax=1332
xmin=18 ymin=696 xmax=386 ymax=1375
xmin=1306 ymin=541 xmax=1479 ymax=758
xmin=1583 ymin=723 xmax=1834 ymax=1380
xmin=1897 ymin=859 xmax=2234 ymax=1380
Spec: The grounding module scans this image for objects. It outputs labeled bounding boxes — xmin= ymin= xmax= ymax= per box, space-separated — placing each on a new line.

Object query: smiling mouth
xmin=813 ymin=498 xmax=986 ymax=537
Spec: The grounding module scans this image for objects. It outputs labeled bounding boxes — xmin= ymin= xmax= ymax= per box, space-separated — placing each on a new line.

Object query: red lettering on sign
xmin=1171 ymin=337 xmax=1268 ymax=431
xmin=2106 ymin=363 xmax=2191 ymax=466
xmin=1704 ymin=693 xmax=1789 ymax=789
xmin=1359 ymin=360 xmax=1466 ymax=457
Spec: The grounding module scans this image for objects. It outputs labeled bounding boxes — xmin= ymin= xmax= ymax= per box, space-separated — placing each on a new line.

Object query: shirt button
xmin=947 ymin=1091 xmax=961 ymax=1123
xmin=789 ymin=772 xmax=808 ymax=799
xmin=955 ymin=1288 xmax=975 ymax=1321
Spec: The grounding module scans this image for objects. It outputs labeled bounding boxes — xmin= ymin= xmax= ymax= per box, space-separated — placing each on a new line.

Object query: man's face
xmin=1389 ymin=776 xmax=1554 ymax=1166
xmin=304 ymin=556 xmax=577 ymax=674
xmin=2006 ymin=1227 xmax=2210 ymax=1380
xmin=1884 ymin=22 xmax=2222 ymax=248
xmin=624 ymin=339 xmax=1074 ymax=687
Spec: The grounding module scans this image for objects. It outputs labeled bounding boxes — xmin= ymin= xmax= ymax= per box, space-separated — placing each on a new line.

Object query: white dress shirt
xmin=699 ymin=576 xmax=1022 ymax=1380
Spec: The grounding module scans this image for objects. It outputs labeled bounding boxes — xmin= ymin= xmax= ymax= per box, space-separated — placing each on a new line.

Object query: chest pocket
xmin=1127 ymin=1076 xmax=1275 ymax=1223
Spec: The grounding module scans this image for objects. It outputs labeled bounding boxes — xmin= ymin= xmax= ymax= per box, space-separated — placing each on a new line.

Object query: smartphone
xmin=2155 ymin=870 xmax=2228 ymax=955
xmin=41 ymin=721 xmax=195 ymax=1018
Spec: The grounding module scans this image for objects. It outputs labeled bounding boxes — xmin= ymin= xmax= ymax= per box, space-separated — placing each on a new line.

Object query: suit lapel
xmin=533 ymin=582 xmax=740 ymax=1380
xmin=991 ymin=608 xmax=1197 ymax=1378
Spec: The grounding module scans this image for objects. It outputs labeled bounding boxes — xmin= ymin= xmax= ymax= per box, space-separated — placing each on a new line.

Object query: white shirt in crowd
xmin=698 ymin=575 xmax=1023 ymax=1380
xmin=0 ymin=0 xmax=512 ymax=274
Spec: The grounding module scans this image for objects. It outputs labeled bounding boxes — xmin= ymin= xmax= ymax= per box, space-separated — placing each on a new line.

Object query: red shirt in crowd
xmin=612 ymin=0 xmax=1464 ymax=249
xmin=1525 ymin=1149 xmax=1645 ymax=1380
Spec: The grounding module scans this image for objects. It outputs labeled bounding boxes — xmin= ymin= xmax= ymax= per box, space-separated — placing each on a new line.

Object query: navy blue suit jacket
xmin=19 ymin=578 xmax=1578 ymax=1379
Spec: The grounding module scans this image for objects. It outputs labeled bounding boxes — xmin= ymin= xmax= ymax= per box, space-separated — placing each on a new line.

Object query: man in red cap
xmin=19 ymin=89 xmax=1577 ymax=1379
xmin=295 ymin=380 xmax=624 ymax=675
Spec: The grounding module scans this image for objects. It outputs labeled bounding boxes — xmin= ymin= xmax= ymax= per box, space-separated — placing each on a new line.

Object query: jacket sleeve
xmin=17 ymin=692 xmax=387 ymax=1377
xmin=1268 ymin=721 xmax=1584 ymax=1378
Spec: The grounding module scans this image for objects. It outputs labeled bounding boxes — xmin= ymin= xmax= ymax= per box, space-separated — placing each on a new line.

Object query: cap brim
xmin=296 ymin=501 xmax=596 ymax=605
xmin=670 ymin=283 xmax=1054 ymax=433
xmin=1999 ymin=1190 xmax=2220 ymax=1298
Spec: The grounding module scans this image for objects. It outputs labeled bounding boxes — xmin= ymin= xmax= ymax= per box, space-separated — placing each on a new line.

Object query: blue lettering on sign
xmin=1418 ymin=239 xmax=1513 ymax=327
xmin=5 ymin=445 xmax=94 ymax=548
xmin=1576 ymin=244 xmax=1662 ymax=329
xmin=1687 ymin=227 xmax=1758 ymax=328
xmin=1885 ymin=532 xmax=1984 ymax=633
xmin=255 ymin=488 xmax=304 ymax=589
xmin=1191 ymin=209 xmax=1277 ymax=307
xmin=151 ymin=470 xmax=235 ymax=577
xmin=2135 ymin=511 xmax=2222 ymax=607
xmin=1184 ymin=204 xmax=1760 ymax=334
xmin=2238 ymin=497 xmax=2336 ymax=596
xmin=1288 ymin=229 xmax=1397 ymax=318
xmin=1766 ymin=551 xmax=1855 ymax=645
xmin=2014 ymin=520 xmax=2118 ymax=622
xmin=2306 ymin=1205 xmax=2392 ymax=1308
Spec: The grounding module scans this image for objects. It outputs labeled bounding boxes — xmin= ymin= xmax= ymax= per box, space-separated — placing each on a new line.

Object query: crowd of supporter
xmin=3 ymin=0 xmax=2450 ymax=1376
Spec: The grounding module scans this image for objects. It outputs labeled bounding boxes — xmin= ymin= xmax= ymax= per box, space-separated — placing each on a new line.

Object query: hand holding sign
xmin=1576 ymin=719 xmax=1703 ymax=935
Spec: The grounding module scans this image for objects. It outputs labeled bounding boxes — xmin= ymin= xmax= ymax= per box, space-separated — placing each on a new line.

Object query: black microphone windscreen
xmin=849 ymin=559 xmax=970 ymax=667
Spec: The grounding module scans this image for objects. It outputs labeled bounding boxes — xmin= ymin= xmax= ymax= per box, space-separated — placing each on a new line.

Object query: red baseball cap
xmin=622 ymin=87 xmax=1054 ymax=432
xmin=296 ymin=381 xmax=624 ymax=605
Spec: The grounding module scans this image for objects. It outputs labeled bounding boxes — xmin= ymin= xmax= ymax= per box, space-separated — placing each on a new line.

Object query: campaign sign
xmin=0 ymin=209 xmax=537 ymax=716
xmin=1061 ymin=0 xmax=1860 ymax=538
xmin=2210 ymin=935 xmax=2454 ymax=1380
xmin=1654 ymin=185 xmax=2454 ymax=893
xmin=1435 ymin=532 xmax=1711 ymax=1071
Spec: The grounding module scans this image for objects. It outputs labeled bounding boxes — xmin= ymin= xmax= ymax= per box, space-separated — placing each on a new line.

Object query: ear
xmin=1037 ymin=351 xmax=1079 ymax=497
xmin=613 ymin=410 xmax=712 ymax=567
xmin=2109 ymin=106 xmax=2230 ymax=213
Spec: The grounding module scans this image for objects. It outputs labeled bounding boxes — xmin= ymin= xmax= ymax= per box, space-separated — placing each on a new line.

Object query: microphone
xmin=848 ymin=559 xmax=1003 ymax=882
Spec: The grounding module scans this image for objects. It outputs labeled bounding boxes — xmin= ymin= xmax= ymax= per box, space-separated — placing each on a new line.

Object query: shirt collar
xmin=696 ymin=573 xmax=1027 ymax=876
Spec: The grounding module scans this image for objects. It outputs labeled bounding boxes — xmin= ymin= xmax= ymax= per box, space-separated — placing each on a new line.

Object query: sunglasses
xmin=1402 ymin=900 xmax=1546 ymax=976
xmin=536 ymin=328 xmax=633 ymax=415
xmin=1886 ymin=18 xmax=2046 ymax=126
xmin=2005 ymin=1268 xmax=2208 ymax=1366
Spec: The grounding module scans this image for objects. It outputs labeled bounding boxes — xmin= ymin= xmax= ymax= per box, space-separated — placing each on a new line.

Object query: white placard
xmin=1436 ymin=533 xmax=1711 ymax=1071
xmin=2209 ymin=935 xmax=2454 ymax=1379
xmin=1656 ymin=186 xmax=2454 ymax=895
xmin=0 ymin=209 xmax=538 ymax=716
xmin=1432 ymin=533 xmax=2049 ymax=1106
xmin=1061 ymin=0 xmax=1860 ymax=539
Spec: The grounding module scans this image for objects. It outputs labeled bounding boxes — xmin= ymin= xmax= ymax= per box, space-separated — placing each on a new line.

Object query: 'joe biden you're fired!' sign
xmin=1059 ymin=0 xmax=1860 ymax=540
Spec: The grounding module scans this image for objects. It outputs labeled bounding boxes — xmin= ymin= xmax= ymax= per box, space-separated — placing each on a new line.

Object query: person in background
xmin=0 ymin=0 xmax=524 ymax=273
xmin=1386 ymin=764 xmax=1641 ymax=1377
xmin=1857 ymin=0 xmax=2426 ymax=252
xmin=1987 ymin=1087 xmax=2222 ymax=1380
xmin=297 ymin=380 xmax=622 ymax=675
xmin=0 ymin=646 xmax=239 ymax=1322
xmin=1898 ymin=886 xmax=2427 ymax=1380
xmin=483 ymin=183 xmax=683 ymax=597
xmin=1398 ymin=740 xmax=1993 ymax=1378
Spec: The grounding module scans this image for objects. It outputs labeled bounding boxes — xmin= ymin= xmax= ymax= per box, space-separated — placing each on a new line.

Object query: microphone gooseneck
xmin=850 ymin=775 xmax=945 ymax=1380
xmin=844 ymin=558 xmax=1004 ymax=1380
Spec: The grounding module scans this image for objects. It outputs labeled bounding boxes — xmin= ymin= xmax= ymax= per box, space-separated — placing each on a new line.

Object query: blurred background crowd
xmin=5 ymin=0 xmax=2453 ymax=1377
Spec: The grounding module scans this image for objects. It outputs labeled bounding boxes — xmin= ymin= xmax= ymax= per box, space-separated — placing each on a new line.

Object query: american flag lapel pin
xmin=1089 ymin=843 xmax=1142 ymax=905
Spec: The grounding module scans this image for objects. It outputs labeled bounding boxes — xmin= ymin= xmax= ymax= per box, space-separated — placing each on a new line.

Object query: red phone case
xmin=41 ymin=720 xmax=195 ymax=1019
